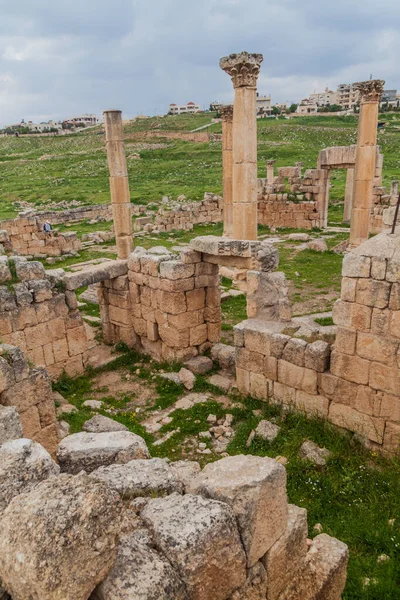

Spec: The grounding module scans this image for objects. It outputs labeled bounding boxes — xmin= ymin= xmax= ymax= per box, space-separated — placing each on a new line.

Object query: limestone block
xmin=191 ymin=455 xmax=287 ymax=567
xmin=83 ymin=415 xmax=128 ymax=433
xmin=330 ymin=350 xmax=369 ymax=385
xmin=0 ymin=356 xmax=15 ymax=393
xmin=282 ymin=338 xmax=307 ymax=367
xmin=189 ymin=235 xmax=260 ymax=258
xmin=0 ymin=473 xmax=122 ymax=600
xmin=0 ymin=287 xmax=16 ymax=312
xmin=278 ymin=360 xmax=317 ymax=394
xmin=168 ymin=309 xmax=203 ymax=331
xmin=328 ymin=403 xmax=385 ymax=444
xmin=383 ymin=421 xmax=400 ymax=452
xmin=371 ymin=257 xmax=387 ymax=280
xmin=369 ymin=361 xmax=400 ymax=395
xmin=141 ymin=492 xmax=247 ymax=600
xmin=341 ymin=277 xmax=357 ymax=302
xmin=28 ymin=279 xmax=53 ymax=302
xmin=273 ymin=381 xmax=296 ymax=405
xmin=180 ymin=248 xmax=202 ymax=264
xmin=158 ymin=325 xmax=189 ymax=348
xmin=66 ymin=325 xmax=88 ymax=357
xmin=277 ymin=534 xmax=348 ymax=600
xmin=355 ymin=278 xmax=391 ymax=309
xmin=334 ymin=327 xmax=356 ymax=355
xmin=184 ymin=355 xmax=213 ymax=375
xmin=255 ymin=420 xmax=280 ymax=442
xmin=342 ymin=254 xmax=371 ymax=278
xmin=169 ymin=460 xmax=201 ymax=493
xmin=207 ymin=322 xmax=221 ymax=343
xmin=250 ymin=372 xmax=269 ymax=400
xmin=229 ymin=562 xmax=267 ymax=600
xmin=92 ymin=532 xmax=187 ymax=600
xmin=236 ymin=367 xmax=250 ymax=395
xmin=159 ymin=260 xmax=195 ymax=280
xmin=244 ymin=326 xmax=271 ymax=356
xmin=295 ymin=390 xmax=329 ymax=418
xmin=386 ymin=257 xmax=400 ymax=283
xmin=186 ymin=288 xmax=205 ymax=311
xmin=236 ymin=347 xmax=264 ymax=374
xmin=304 ymin=340 xmax=331 ymax=372
xmin=57 ymin=431 xmax=150 ymax=474
xmin=379 ymin=393 xmax=400 ymax=422
xmin=206 ymin=286 xmax=220 ymax=307
xmin=356 ymin=332 xmax=397 ymax=365
xmin=15 ymin=260 xmax=46 ymax=281
xmin=0 ymin=438 xmax=59 ymax=513
xmin=157 ymin=290 xmax=187 ymax=314
xmin=0 ymin=406 xmax=23 ymax=444
xmin=270 ymin=333 xmax=290 ymax=358
xmin=262 ymin=504 xmax=308 ymax=600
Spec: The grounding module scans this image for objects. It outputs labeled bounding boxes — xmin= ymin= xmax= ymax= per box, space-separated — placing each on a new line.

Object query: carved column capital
xmin=219 ymin=104 xmax=234 ymax=122
xmin=353 ymin=80 xmax=385 ymax=102
xmin=219 ymin=51 xmax=263 ymax=89
xmin=266 ymin=159 xmax=276 ymax=166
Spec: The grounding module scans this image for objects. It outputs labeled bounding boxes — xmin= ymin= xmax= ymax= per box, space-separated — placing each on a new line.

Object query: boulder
xmin=90 ymin=458 xmax=183 ymax=499
xmin=255 ymin=420 xmax=280 ymax=443
xmin=0 ymin=406 xmax=23 ymax=444
xmin=57 ymin=431 xmax=150 ymax=474
xmin=83 ymin=415 xmax=129 ymax=434
xmin=306 ymin=238 xmax=328 ymax=252
xmin=0 ymin=473 xmax=122 ymax=600
xmin=299 ymin=440 xmax=331 ymax=466
xmin=288 ymin=233 xmax=310 ymax=242
xmin=0 ymin=438 xmax=59 ymax=513
xmin=229 ymin=562 xmax=267 ymax=600
xmin=141 ymin=493 xmax=247 ymax=600
xmin=191 ymin=455 xmax=288 ymax=567
xmin=92 ymin=531 xmax=187 ymax=600
xmin=82 ymin=400 xmax=103 ymax=410
xmin=169 ymin=460 xmax=201 ymax=492
xmin=178 ymin=367 xmax=196 ymax=390
xmin=184 ymin=355 xmax=213 ymax=375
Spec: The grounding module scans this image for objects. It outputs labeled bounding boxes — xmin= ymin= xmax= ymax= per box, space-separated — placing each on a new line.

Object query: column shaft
xmin=343 ymin=168 xmax=354 ymax=222
xmin=220 ymin=106 xmax=233 ymax=237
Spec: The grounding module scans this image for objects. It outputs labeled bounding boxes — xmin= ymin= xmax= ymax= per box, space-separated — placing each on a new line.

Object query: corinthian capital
xmin=219 ymin=104 xmax=234 ymax=122
xmin=353 ymin=79 xmax=385 ymax=102
xmin=220 ymin=51 xmax=263 ymax=89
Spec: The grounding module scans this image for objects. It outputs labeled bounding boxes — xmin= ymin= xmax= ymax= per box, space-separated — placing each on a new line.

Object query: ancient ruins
xmin=0 ymin=49 xmax=399 ymax=599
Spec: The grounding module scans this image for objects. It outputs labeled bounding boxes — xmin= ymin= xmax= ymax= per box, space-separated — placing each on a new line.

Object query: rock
xmin=184 ymin=355 xmax=213 ymax=375
xmin=276 ymin=455 xmax=288 ymax=466
xmin=191 ymin=455 xmax=288 ymax=567
xmin=92 ymin=531 xmax=187 ymax=600
xmin=82 ymin=400 xmax=103 ymax=410
xmin=58 ymin=420 xmax=70 ymax=440
xmin=0 ymin=438 xmax=59 ymax=513
xmin=56 ymin=403 xmax=78 ymax=417
xmin=255 ymin=420 xmax=280 ymax=443
xmin=14 ymin=260 xmax=46 ymax=281
xmin=377 ymin=554 xmax=390 ymax=563
xmin=313 ymin=523 xmax=323 ymax=534
xmin=246 ymin=430 xmax=256 ymax=448
xmin=299 ymin=440 xmax=331 ymax=466
xmin=169 ymin=460 xmax=201 ymax=492
xmin=83 ymin=415 xmax=129 ymax=434
xmin=141 ymin=493 xmax=246 ymax=600
xmin=178 ymin=367 xmax=196 ymax=390
xmin=199 ymin=431 xmax=212 ymax=439
xmin=288 ymin=233 xmax=310 ymax=242
xmin=90 ymin=458 xmax=183 ymax=499
xmin=206 ymin=414 xmax=217 ymax=424
xmin=57 ymin=431 xmax=150 ymax=474
xmin=306 ymin=238 xmax=328 ymax=252
xmin=159 ymin=372 xmax=181 ymax=385
xmin=0 ymin=406 xmax=23 ymax=444
xmin=174 ymin=392 xmax=210 ymax=409
xmin=0 ymin=473 xmax=122 ymax=600
xmin=229 ymin=561 xmax=267 ymax=600
xmin=207 ymin=372 xmax=234 ymax=392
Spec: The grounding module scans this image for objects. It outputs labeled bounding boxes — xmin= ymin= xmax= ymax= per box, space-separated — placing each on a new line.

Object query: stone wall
xmin=0 ymin=256 xmax=94 ymax=380
xmin=0 ymin=343 xmax=59 ymax=454
xmin=0 ymin=215 xmax=81 ymax=257
xmin=235 ymin=232 xmax=400 ymax=453
xmin=257 ymin=167 xmax=324 ymax=230
xmin=154 ymin=193 xmax=223 ymax=232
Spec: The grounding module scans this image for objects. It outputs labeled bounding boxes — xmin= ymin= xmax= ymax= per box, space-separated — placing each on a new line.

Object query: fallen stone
xmin=255 ymin=420 xmax=281 ymax=443
xmin=141 ymin=493 xmax=246 ymax=600
xmin=288 ymin=233 xmax=310 ymax=242
xmin=178 ymin=367 xmax=196 ymax=390
xmin=159 ymin=372 xmax=181 ymax=385
xmin=82 ymin=400 xmax=103 ymax=410
xmin=169 ymin=460 xmax=201 ymax=492
xmin=0 ymin=406 xmax=23 ymax=444
xmin=207 ymin=372 xmax=234 ymax=392
xmin=57 ymin=431 xmax=150 ymax=474
xmin=299 ymin=440 xmax=331 ymax=466
xmin=229 ymin=561 xmax=267 ymax=600
xmin=0 ymin=438 xmax=59 ymax=513
xmin=174 ymin=392 xmax=210 ymax=409
xmin=184 ymin=355 xmax=213 ymax=375
xmin=58 ymin=420 xmax=70 ymax=440
xmin=246 ymin=430 xmax=256 ymax=448
xmin=90 ymin=458 xmax=183 ymax=499
xmin=92 ymin=531 xmax=187 ymax=600
xmin=191 ymin=455 xmax=288 ymax=567
xmin=207 ymin=413 xmax=217 ymax=424
xmin=306 ymin=238 xmax=328 ymax=252
xmin=0 ymin=473 xmax=122 ymax=600
xmin=56 ymin=403 xmax=78 ymax=417
xmin=83 ymin=414 xmax=129 ymax=434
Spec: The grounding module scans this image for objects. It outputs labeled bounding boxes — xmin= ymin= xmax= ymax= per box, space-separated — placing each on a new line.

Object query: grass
xmin=315 ymin=316 xmax=334 ymax=326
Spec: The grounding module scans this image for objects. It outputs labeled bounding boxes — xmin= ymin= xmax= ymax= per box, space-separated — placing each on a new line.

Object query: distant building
xmin=64 ymin=114 xmax=98 ymax=127
xmin=381 ymin=90 xmax=398 ymax=107
xmin=209 ymin=101 xmax=223 ymax=112
xmin=309 ymin=87 xmax=338 ymax=107
xmin=273 ymin=102 xmax=288 ymax=111
xmin=256 ymin=93 xmax=272 ymax=115
xmin=168 ymin=102 xmax=201 ymax=115
xmin=296 ymin=99 xmax=318 ymax=115
xmin=336 ymin=84 xmax=360 ymax=110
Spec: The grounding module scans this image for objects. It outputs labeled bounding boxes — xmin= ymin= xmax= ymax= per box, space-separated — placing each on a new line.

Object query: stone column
xmin=266 ymin=160 xmax=276 ymax=184
xmin=343 ymin=168 xmax=354 ymax=222
xmin=220 ymin=105 xmax=234 ymax=237
xmin=220 ymin=51 xmax=263 ymax=240
xmin=103 ymin=109 xmax=133 ymax=259
xmin=349 ymin=80 xmax=384 ymax=247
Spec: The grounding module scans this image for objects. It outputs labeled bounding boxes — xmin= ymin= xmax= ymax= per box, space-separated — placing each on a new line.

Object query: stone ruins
xmin=1 ymin=49 xmax=400 ymax=599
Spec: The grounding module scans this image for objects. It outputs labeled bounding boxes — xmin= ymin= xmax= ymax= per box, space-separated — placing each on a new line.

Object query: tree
xmin=289 ymin=103 xmax=298 ymax=113
xmin=271 ymin=106 xmax=281 ymax=115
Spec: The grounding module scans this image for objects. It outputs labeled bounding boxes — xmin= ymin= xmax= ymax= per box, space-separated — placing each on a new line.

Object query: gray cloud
xmin=0 ymin=0 xmax=399 ymax=126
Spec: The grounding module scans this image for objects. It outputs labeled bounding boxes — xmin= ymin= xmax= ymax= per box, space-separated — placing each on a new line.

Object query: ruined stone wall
xmin=0 ymin=257 xmax=93 ymax=380
xmin=154 ymin=193 xmax=223 ymax=233
xmin=0 ymin=215 xmax=81 ymax=257
xmin=257 ymin=167 xmax=323 ymax=229
xmin=99 ymin=246 xmax=222 ymax=362
xmin=0 ymin=343 xmax=59 ymax=454
xmin=235 ymin=233 xmax=400 ymax=453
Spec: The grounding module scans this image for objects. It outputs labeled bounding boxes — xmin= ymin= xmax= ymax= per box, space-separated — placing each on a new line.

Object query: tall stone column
xmin=266 ymin=160 xmax=276 ymax=184
xmin=343 ymin=168 xmax=354 ymax=222
xmin=103 ymin=109 xmax=133 ymax=259
xmin=349 ymin=80 xmax=384 ymax=247
xmin=220 ymin=52 xmax=263 ymax=240
xmin=220 ymin=105 xmax=234 ymax=237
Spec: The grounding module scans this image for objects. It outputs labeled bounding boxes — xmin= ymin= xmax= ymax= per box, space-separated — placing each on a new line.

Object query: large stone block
xmin=57 ymin=431 xmax=150 ymax=474
xmin=236 ymin=347 xmax=264 ymax=374
xmin=278 ymin=360 xmax=318 ymax=394
xmin=141 ymin=492 xmax=247 ymax=600
xmin=191 ymin=455 xmax=287 ymax=567
xmin=342 ymin=253 xmax=371 ymax=278
xmin=304 ymin=340 xmax=330 ymax=372
xmin=355 ymin=278 xmax=391 ymax=308
xmin=356 ymin=332 xmax=397 ymax=365
xmin=0 ymin=406 xmax=23 ymax=444
xmin=0 ymin=473 xmax=122 ymax=600
xmin=328 ymin=402 xmax=385 ymax=443
xmin=330 ymin=351 xmax=369 ymax=385
xmin=282 ymin=338 xmax=307 ymax=367
xmin=295 ymin=390 xmax=329 ymax=418
xmin=369 ymin=361 xmax=400 ymax=395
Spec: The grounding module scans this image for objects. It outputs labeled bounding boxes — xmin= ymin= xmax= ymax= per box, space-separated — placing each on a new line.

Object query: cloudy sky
xmin=0 ymin=0 xmax=399 ymax=126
